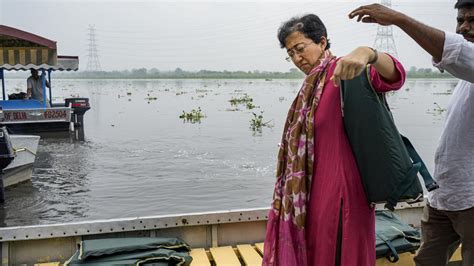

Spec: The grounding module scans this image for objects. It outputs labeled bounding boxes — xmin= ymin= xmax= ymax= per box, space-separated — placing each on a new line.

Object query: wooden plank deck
xmin=210 ymin=246 xmax=241 ymax=266
xmin=35 ymin=243 xmax=463 ymax=265
xmin=237 ymin=244 xmax=262 ymax=266
xmin=190 ymin=248 xmax=211 ymax=266
xmin=190 ymin=243 xmax=462 ymax=266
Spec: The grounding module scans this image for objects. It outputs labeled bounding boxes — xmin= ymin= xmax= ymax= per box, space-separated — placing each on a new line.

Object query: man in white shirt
xmin=349 ymin=1 xmax=474 ymax=265
xmin=26 ymin=69 xmax=50 ymax=103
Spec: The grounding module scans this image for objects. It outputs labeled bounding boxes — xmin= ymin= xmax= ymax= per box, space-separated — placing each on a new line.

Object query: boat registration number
xmin=44 ymin=110 xmax=67 ymax=119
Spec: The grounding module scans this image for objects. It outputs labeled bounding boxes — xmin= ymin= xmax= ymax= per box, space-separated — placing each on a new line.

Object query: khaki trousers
xmin=414 ymin=204 xmax=474 ymax=266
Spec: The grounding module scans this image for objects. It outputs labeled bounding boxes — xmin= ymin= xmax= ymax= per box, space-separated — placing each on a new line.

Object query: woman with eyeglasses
xmin=263 ymin=14 xmax=405 ymax=266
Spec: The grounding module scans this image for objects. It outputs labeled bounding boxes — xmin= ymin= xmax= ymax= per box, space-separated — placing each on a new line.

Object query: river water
xmin=0 ymin=78 xmax=457 ymax=227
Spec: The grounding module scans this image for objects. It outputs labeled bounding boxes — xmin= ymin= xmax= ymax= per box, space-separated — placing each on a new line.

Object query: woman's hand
xmin=331 ymin=46 xmax=376 ymax=87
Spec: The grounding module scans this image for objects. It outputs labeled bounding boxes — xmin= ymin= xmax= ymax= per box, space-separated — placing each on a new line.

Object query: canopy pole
xmin=48 ymin=70 xmax=52 ymax=106
xmin=41 ymin=70 xmax=47 ymax=108
xmin=0 ymin=69 xmax=5 ymax=100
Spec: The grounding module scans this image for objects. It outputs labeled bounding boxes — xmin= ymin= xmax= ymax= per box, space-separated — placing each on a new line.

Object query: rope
xmin=13 ymin=147 xmax=37 ymax=156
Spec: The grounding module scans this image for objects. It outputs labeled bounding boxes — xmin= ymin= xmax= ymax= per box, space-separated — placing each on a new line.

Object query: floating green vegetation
xmin=176 ymin=91 xmax=186 ymax=96
xmin=145 ymin=96 xmax=158 ymax=100
xmin=127 ymin=92 xmax=132 ymax=95
xmin=246 ymin=102 xmax=256 ymax=110
xmin=229 ymin=94 xmax=253 ymax=106
xmin=250 ymin=111 xmax=273 ymax=132
xmin=179 ymin=107 xmax=205 ymax=123
xmin=196 ymin=89 xmax=211 ymax=93
xmin=229 ymin=94 xmax=260 ymax=110
xmin=433 ymin=89 xmax=453 ymax=95
xmin=432 ymin=102 xmax=447 ymax=115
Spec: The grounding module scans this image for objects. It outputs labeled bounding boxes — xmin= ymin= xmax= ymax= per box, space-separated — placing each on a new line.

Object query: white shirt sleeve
xmin=433 ymin=31 xmax=474 ymax=83
xmin=27 ymin=77 xmax=33 ymax=89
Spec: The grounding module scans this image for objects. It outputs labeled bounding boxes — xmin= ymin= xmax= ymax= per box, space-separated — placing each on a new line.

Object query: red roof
xmin=0 ymin=24 xmax=57 ymax=49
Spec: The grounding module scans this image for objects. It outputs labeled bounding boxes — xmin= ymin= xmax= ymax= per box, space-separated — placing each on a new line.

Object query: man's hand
xmin=331 ymin=46 xmax=375 ymax=87
xmin=348 ymin=4 xmax=402 ymax=26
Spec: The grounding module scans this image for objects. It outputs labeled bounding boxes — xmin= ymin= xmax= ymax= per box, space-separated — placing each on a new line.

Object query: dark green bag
xmin=340 ymin=67 xmax=438 ymax=210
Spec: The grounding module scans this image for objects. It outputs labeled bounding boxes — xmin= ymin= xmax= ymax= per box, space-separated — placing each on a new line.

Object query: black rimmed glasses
xmin=285 ymin=42 xmax=312 ymax=62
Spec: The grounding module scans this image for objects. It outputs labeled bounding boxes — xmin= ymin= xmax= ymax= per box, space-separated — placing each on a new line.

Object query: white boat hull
xmin=3 ymin=134 xmax=40 ymax=187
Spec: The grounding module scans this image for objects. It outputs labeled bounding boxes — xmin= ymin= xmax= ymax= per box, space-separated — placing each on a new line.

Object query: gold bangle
xmin=368 ymin=47 xmax=378 ymax=64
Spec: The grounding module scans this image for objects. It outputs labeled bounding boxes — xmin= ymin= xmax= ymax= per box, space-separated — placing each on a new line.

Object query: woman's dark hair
xmin=277 ymin=14 xmax=331 ymax=50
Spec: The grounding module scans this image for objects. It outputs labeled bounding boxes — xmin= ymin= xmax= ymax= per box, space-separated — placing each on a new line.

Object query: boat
xmin=0 ymin=126 xmax=39 ymax=202
xmin=0 ymin=202 xmax=463 ymax=265
xmin=0 ymin=25 xmax=90 ymax=139
xmin=3 ymin=133 xmax=39 ymax=187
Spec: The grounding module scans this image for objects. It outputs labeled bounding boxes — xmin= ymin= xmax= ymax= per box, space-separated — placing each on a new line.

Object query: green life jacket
xmin=340 ymin=67 xmax=438 ymax=211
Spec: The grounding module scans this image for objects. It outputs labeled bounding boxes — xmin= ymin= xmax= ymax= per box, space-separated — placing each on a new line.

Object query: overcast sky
xmin=0 ymin=0 xmax=457 ymax=72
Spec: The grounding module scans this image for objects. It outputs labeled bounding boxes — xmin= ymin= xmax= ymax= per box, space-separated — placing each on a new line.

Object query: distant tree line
xmin=54 ymin=67 xmax=305 ymax=79
xmin=406 ymin=66 xmax=453 ymax=79
xmin=7 ymin=66 xmax=454 ymax=79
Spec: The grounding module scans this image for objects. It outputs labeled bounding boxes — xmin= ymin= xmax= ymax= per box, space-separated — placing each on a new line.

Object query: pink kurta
xmin=306 ymin=58 xmax=405 ymax=266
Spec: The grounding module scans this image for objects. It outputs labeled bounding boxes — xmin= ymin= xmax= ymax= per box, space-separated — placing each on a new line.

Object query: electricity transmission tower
xmin=86 ymin=25 xmax=102 ymax=71
xmin=373 ymin=0 xmax=399 ymax=58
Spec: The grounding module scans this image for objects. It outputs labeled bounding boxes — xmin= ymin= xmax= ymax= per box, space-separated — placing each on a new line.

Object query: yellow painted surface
xmin=34 ymin=263 xmax=61 ymax=266
xmin=41 ymin=49 xmax=48 ymax=63
xmin=237 ymin=244 xmax=262 ymax=266
xmin=8 ymin=50 xmax=14 ymax=64
xmin=19 ymin=49 xmax=26 ymax=65
xmin=31 ymin=49 xmax=37 ymax=63
xmin=190 ymin=248 xmax=211 ymax=266
xmin=209 ymin=246 xmax=240 ymax=266
xmin=255 ymin=242 xmax=264 ymax=255
xmin=450 ymin=244 xmax=462 ymax=261
xmin=0 ymin=49 xmax=4 ymax=64
xmin=376 ymin=252 xmax=415 ymax=266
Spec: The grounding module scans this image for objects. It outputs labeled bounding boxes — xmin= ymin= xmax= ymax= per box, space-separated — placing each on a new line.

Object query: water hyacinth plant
xmin=229 ymin=94 xmax=258 ymax=110
xmin=229 ymin=94 xmax=253 ymax=106
xmin=179 ymin=107 xmax=206 ymax=123
xmin=250 ymin=111 xmax=273 ymax=133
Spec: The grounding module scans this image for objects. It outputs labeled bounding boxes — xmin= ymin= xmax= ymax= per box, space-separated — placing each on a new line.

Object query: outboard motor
xmin=65 ymin=98 xmax=91 ymax=127
xmin=0 ymin=127 xmax=15 ymax=203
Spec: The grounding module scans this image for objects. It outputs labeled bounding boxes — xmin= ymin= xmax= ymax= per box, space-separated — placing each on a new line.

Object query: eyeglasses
xmin=285 ymin=42 xmax=312 ymax=62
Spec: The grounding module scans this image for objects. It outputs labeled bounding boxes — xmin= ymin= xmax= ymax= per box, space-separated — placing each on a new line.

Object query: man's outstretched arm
xmin=349 ymin=4 xmax=445 ymax=62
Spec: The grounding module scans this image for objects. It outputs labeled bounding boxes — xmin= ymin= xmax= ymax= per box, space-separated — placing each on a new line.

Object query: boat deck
xmin=34 ymin=243 xmax=462 ymax=266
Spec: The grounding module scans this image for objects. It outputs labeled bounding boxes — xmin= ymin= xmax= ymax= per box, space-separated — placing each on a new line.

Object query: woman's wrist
xmin=367 ymin=47 xmax=378 ymax=65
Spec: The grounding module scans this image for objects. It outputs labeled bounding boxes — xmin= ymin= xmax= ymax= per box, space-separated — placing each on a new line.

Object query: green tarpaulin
xmin=64 ymin=237 xmax=192 ymax=266
xmin=376 ymin=211 xmax=421 ymax=262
